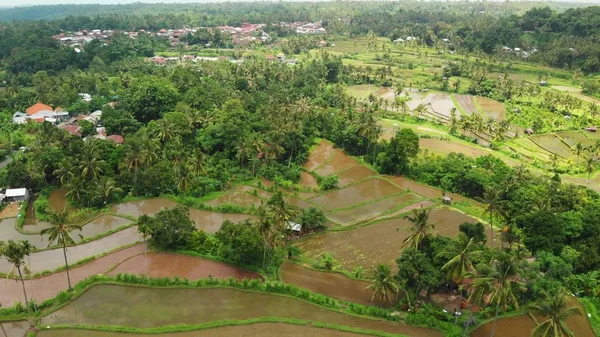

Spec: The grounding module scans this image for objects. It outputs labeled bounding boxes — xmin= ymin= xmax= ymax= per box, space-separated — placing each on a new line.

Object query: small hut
xmin=443 ymin=195 xmax=452 ymax=204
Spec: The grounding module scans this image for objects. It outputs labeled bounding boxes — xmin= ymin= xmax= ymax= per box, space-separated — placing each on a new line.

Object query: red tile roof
xmin=107 ymin=135 xmax=124 ymax=144
xmin=62 ymin=125 xmax=81 ymax=137
xmin=26 ymin=103 xmax=53 ymax=116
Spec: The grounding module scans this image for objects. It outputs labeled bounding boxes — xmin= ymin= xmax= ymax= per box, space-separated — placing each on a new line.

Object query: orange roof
xmin=26 ymin=103 xmax=53 ymax=116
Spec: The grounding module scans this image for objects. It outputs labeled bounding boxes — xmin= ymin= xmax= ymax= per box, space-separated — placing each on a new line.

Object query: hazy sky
xmin=2 ymin=0 xmax=229 ymax=6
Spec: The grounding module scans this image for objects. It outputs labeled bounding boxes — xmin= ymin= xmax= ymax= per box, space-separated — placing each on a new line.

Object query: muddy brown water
xmin=109 ymin=198 xmax=179 ymax=218
xmin=309 ymin=178 xmax=403 ymax=211
xmin=337 ymin=165 xmax=377 ymax=187
xmin=296 ymin=207 xmax=482 ymax=271
xmin=304 ymin=140 xmax=334 ymax=171
xmin=204 ymin=186 xmax=264 ymax=209
xmin=0 ymin=245 xmax=146 ymax=307
xmin=0 ymin=226 xmax=142 ymax=275
xmin=281 ymin=262 xmax=385 ymax=307
xmin=299 ymin=171 xmax=319 ymax=188
xmin=383 ymin=176 xmax=485 ymax=207
xmin=0 ymin=321 xmax=30 ymax=337
xmin=328 ymin=194 xmax=421 ymax=226
xmin=470 ymin=302 xmax=594 ymax=337
xmin=0 ymin=215 xmax=132 ymax=253
xmin=315 ymin=149 xmax=359 ymax=176
xmin=37 ymin=323 xmax=373 ymax=337
xmin=44 ymin=284 xmax=441 ymax=337
xmin=48 ymin=189 xmax=73 ymax=212
xmin=106 ymin=252 xmax=261 ymax=280
xmin=188 ymin=210 xmax=254 ymax=234
xmin=455 ymin=95 xmax=477 ymax=116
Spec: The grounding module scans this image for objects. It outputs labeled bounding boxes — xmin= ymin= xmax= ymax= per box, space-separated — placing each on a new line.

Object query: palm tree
xmin=412 ymin=103 xmax=428 ymax=120
xmin=468 ymin=253 xmax=526 ymax=337
xmin=91 ymin=177 xmax=123 ymax=206
xmin=53 ymin=159 xmax=77 ymax=186
xmin=438 ymin=233 xmax=482 ymax=284
xmin=1 ymin=240 xmax=34 ymax=306
xmin=572 ymin=142 xmax=584 ymax=166
xmin=402 ymin=208 xmax=435 ymax=251
xmin=584 ymin=156 xmax=595 ymax=185
xmin=78 ymin=142 xmax=105 ymax=180
xmin=367 ymin=264 xmax=399 ymax=303
xmin=175 ymin=163 xmax=194 ymax=194
xmin=528 ymin=289 xmax=581 ymax=337
xmin=41 ymin=210 xmax=82 ymax=291
xmin=482 ymin=185 xmax=504 ymax=248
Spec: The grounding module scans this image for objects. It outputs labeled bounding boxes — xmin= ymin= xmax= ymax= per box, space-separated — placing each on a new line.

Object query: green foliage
xmin=138 ymin=206 xmax=197 ymax=250
xmin=375 ymin=128 xmax=419 ymax=175
xmin=215 ymin=220 xmax=265 ymax=266
xmin=298 ymin=207 xmax=327 ymax=234
xmin=121 ymin=76 xmax=179 ymax=123
xmin=319 ymin=173 xmax=338 ymax=190
xmin=459 ymin=222 xmax=487 ymax=245
xmin=396 ymin=247 xmax=442 ymax=296
xmin=79 ymin=120 xmax=95 ymax=138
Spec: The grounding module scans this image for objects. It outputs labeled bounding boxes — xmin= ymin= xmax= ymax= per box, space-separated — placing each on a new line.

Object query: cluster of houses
xmin=11 ymin=102 xmax=124 ymax=144
xmin=279 ymin=21 xmax=326 ymax=34
xmin=148 ymin=55 xmax=244 ymax=66
xmin=501 ymin=46 xmax=537 ymax=59
xmin=54 ymin=21 xmax=327 ymax=51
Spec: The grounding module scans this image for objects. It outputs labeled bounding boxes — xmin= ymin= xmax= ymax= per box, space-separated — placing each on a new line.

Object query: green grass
xmin=580 ymin=297 xmax=600 ymax=336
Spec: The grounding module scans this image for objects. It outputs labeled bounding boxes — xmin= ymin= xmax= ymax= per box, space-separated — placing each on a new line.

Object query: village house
xmin=1 ymin=188 xmax=30 ymax=203
xmin=13 ymin=103 xmax=70 ymax=124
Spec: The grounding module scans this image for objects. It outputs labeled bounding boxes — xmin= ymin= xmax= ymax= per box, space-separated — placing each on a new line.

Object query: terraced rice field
xmin=304 ymin=140 xmax=334 ymax=171
xmin=296 ymin=207 xmax=483 ymax=271
xmin=476 ymin=96 xmax=506 ymax=120
xmin=327 ymin=193 xmax=421 ymax=226
xmin=455 ymin=94 xmax=477 ymax=116
xmin=555 ymin=131 xmax=594 ymax=148
xmin=281 ymin=262 xmax=382 ymax=307
xmin=37 ymin=324 xmax=376 ymax=337
xmin=44 ymin=284 xmax=441 ymax=337
xmin=471 ymin=300 xmax=594 ymax=337
xmin=204 ymin=186 xmax=265 ymax=208
xmin=314 ymin=148 xmax=359 ymax=176
xmin=309 ymin=178 xmax=403 ymax=211
xmin=529 ymin=134 xmax=573 ymax=159
xmin=337 ymin=165 xmax=377 ymax=187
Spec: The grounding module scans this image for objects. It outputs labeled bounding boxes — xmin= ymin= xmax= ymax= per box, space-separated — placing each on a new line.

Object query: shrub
xmin=320 ymin=173 xmax=339 ymax=190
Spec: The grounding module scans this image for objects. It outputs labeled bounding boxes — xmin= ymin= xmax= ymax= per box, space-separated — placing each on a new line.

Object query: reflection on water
xmin=37 ymin=323 xmax=370 ymax=337
xmin=106 ymin=252 xmax=261 ymax=280
xmin=44 ymin=285 xmax=440 ymax=337
xmin=310 ymin=178 xmax=402 ymax=210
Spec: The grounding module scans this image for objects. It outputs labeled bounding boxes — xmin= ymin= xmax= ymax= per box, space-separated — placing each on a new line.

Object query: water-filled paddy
xmin=327 ymin=194 xmax=421 ymax=226
xmin=44 ymin=284 xmax=441 ymax=337
xmin=37 ymin=323 xmax=374 ymax=337
xmin=556 ymin=131 xmax=594 ymax=148
xmin=304 ymin=140 xmax=334 ymax=171
xmin=296 ymin=207 xmax=482 ymax=271
xmin=471 ymin=303 xmax=594 ymax=337
xmin=188 ymin=210 xmax=253 ymax=234
xmin=281 ymin=262 xmax=383 ymax=307
xmin=106 ymin=252 xmax=261 ymax=280
xmin=314 ymin=149 xmax=359 ymax=176
xmin=309 ymin=178 xmax=402 ymax=211
xmin=109 ymin=198 xmax=178 ymax=218
xmin=204 ymin=186 xmax=264 ymax=208
xmin=299 ymin=171 xmax=319 ymax=188
xmin=529 ymin=134 xmax=574 ymax=159
xmin=337 ymin=165 xmax=377 ymax=187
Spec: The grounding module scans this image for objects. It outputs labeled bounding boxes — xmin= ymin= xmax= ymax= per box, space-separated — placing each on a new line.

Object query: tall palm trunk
xmin=1 ymin=322 xmax=7 ymax=337
xmin=62 ymin=236 xmax=72 ymax=290
xmin=489 ymin=209 xmax=494 ymax=248
xmin=489 ymin=301 xmax=501 ymax=337
xmin=17 ymin=266 xmax=29 ymax=306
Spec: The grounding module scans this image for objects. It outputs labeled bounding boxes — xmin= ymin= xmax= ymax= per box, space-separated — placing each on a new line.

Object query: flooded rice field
xmin=204 ymin=186 xmax=264 ymax=208
xmin=337 ymin=165 xmax=377 ymax=187
xmin=327 ymin=194 xmax=421 ymax=226
xmin=44 ymin=284 xmax=441 ymax=337
xmin=455 ymin=95 xmax=477 ymax=116
xmin=471 ymin=302 xmax=594 ymax=337
xmin=0 ymin=245 xmax=146 ymax=307
xmin=0 ymin=321 xmax=29 ymax=337
xmin=188 ymin=210 xmax=254 ymax=234
xmin=476 ymin=97 xmax=506 ymax=121
xmin=284 ymin=196 xmax=315 ymax=210
xmin=106 ymin=252 xmax=261 ymax=280
xmin=304 ymin=140 xmax=334 ymax=171
xmin=556 ymin=131 xmax=594 ymax=147
xmin=281 ymin=262 xmax=384 ymax=307
xmin=48 ymin=189 xmax=73 ymax=212
xmin=299 ymin=171 xmax=319 ymax=188
xmin=382 ymin=176 xmax=443 ymax=199
xmin=309 ymin=178 xmax=403 ymax=211
xmin=529 ymin=134 xmax=574 ymax=159
xmin=296 ymin=207 xmax=481 ymax=271
xmin=109 ymin=198 xmax=179 ymax=218
xmin=0 ymin=226 xmax=142 ymax=275
xmin=314 ymin=149 xmax=359 ymax=176
xmin=37 ymin=323 xmax=374 ymax=337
